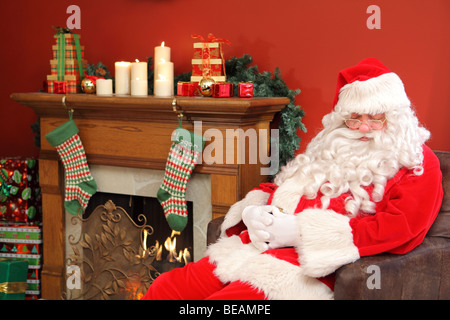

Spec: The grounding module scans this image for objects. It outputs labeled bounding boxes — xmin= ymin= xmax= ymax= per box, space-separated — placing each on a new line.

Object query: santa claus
xmin=141 ymin=58 xmax=443 ymax=300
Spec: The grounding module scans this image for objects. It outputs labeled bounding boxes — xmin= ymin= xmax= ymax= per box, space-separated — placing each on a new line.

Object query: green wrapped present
xmin=0 ymin=258 xmax=28 ymax=300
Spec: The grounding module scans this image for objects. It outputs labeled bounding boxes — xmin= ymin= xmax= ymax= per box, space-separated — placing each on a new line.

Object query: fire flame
xmin=125 ymin=280 xmax=145 ymax=300
xmin=161 ymin=41 xmax=165 ymax=47
xmin=155 ymin=230 xmax=191 ymax=265
xmin=127 ymin=229 xmax=191 ymax=299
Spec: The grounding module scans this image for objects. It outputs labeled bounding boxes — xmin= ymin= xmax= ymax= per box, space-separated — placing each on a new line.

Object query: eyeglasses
xmin=344 ymin=118 xmax=387 ymax=130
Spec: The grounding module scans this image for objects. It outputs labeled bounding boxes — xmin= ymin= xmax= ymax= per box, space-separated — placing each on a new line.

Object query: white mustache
xmin=330 ymin=127 xmax=376 ymax=141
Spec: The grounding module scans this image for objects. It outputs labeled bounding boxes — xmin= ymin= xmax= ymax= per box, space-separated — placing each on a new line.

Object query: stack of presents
xmin=0 ymin=159 xmax=42 ymax=300
xmin=46 ymin=31 xmax=86 ymax=94
xmin=177 ymin=33 xmax=253 ymax=98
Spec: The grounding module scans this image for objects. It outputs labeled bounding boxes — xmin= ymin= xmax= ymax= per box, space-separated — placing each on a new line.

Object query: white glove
xmin=242 ymin=205 xmax=299 ymax=250
xmin=264 ymin=208 xmax=299 ymax=249
xmin=242 ymin=205 xmax=274 ymax=251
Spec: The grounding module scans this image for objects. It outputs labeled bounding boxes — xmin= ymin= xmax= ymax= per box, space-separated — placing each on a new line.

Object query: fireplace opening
xmin=65 ymin=191 xmax=194 ymax=300
xmin=84 ymin=191 xmax=194 ymax=264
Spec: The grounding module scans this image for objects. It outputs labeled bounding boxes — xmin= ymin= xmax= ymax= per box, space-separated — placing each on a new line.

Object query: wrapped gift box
xmin=193 ymin=42 xmax=221 ymax=59
xmin=52 ymin=44 xmax=85 ymax=59
xmin=47 ymin=75 xmax=81 ymax=94
xmin=176 ymin=81 xmax=200 ymax=96
xmin=212 ymin=82 xmax=234 ymax=98
xmin=190 ymin=34 xmax=229 ymax=82
xmin=0 ymin=158 xmax=41 ymax=223
xmin=0 ymin=258 xmax=29 ymax=300
xmin=238 ymin=82 xmax=254 ymax=98
xmin=0 ymin=242 xmax=41 ymax=255
xmin=0 ymin=222 xmax=42 ymax=299
xmin=54 ymin=33 xmax=81 ymax=45
xmin=48 ymin=31 xmax=85 ymax=94
xmin=0 ymin=222 xmax=43 ymax=262
xmin=191 ymin=58 xmax=223 ymax=77
xmin=50 ymin=59 xmax=87 ymax=76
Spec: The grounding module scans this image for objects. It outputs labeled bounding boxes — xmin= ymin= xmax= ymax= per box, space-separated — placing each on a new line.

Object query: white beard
xmin=272 ymin=109 xmax=429 ymax=217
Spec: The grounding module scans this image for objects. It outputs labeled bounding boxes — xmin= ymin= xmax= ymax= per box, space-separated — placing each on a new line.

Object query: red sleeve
xmin=350 ymin=145 xmax=443 ymax=257
xmin=253 ymin=182 xmax=278 ymax=194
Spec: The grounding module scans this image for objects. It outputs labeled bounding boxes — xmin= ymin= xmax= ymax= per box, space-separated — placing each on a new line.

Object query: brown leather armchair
xmin=206 ymin=150 xmax=450 ymax=299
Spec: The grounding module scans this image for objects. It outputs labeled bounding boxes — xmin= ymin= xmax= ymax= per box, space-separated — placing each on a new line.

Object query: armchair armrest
xmin=334 ymin=236 xmax=450 ymax=300
xmin=207 ymin=216 xmax=225 ymax=246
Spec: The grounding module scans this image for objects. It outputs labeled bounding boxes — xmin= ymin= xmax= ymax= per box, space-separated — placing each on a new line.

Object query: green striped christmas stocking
xmin=157 ymin=128 xmax=205 ymax=231
xmin=45 ymin=119 xmax=97 ymax=215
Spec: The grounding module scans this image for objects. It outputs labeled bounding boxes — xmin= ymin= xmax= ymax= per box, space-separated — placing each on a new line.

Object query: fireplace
xmin=11 ymin=93 xmax=288 ymax=299
xmin=84 ymin=191 xmax=194 ymax=262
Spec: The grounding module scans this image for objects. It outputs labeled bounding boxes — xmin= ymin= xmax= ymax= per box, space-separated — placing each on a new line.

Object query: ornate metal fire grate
xmin=64 ymin=200 xmax=159 ymax=300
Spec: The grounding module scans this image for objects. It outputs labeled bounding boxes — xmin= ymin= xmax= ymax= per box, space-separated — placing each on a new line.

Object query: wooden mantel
xmin=11 ymin=92 xmax=289 ymax=299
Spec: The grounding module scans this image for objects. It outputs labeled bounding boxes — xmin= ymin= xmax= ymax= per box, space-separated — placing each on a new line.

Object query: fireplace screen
xmin=64 ymin=192 xmax=193 ymax=300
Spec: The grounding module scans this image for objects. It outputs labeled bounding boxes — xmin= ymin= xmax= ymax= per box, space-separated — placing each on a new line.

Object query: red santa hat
xmin=333 ymin=58 xmax=411 ymax=114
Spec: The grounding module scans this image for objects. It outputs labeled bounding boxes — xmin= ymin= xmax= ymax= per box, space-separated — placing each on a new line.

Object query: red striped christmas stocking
xmin=157 ymin=128 xmax=204 ymax=231
xmin=45 ymin=120 xmax=97 ymax=215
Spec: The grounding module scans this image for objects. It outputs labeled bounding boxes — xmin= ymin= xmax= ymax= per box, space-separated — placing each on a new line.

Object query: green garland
xmin=86 ymin=62 xmax=112 ymax=79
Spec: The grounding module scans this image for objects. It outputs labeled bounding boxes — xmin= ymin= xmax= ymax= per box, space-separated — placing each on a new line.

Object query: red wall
xmin=1 ymin=0 xmax=449 ymax=158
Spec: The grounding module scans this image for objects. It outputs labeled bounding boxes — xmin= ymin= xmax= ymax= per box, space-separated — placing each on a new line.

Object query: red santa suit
xmin=141 ymin=59 xmax=443 ymax=300
xmin=201 ymin=144 xmax=442 ymax=300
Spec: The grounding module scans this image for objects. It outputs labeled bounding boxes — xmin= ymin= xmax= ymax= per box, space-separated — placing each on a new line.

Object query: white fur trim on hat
xmin=335 ymin=72 xmax=410 ymax=115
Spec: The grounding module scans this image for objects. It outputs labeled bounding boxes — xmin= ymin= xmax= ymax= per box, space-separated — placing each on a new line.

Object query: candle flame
xmin=160 ymin=58 xmax=166 ymax=63
xmin=135 ymin=59 xmax=140 ymax=63
xmin=158 ymin=74 xmax=166 ymax=81
xmin=161 ymin=41 xmax=165 ymax=47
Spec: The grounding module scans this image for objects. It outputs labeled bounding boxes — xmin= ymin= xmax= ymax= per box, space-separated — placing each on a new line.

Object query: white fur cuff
xmin=295 ymin=209 xmax=360 ymax=278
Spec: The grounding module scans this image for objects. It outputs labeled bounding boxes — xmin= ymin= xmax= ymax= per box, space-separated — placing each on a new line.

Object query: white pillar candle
xmin=154 ymin=74 xmax=172 ymax=97
xmin=154 ymin=42 xmax=171 ymax=90
xmin=155 ymin=58 xmax=174 ymax=96
xmin=115 ymin=61 xmax=131 ymax=94
xmin=131 ymin=77 xmax=148 ymax=96
xmin=131 ymin=59 xmax=148 ymax=96
xmin=131 ymin=59 xmax=148 ymax=81
xmin=96 ymin=79 xmax=113 ymax=95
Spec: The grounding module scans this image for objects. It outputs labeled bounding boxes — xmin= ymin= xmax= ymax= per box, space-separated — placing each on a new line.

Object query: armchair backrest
xmin=427 ymin=150 xmax=450 ymax=238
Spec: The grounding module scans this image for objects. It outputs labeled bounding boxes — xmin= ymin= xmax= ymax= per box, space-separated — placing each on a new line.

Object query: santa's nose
xmin=359 ymin=123 xmax=370 ymax=133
